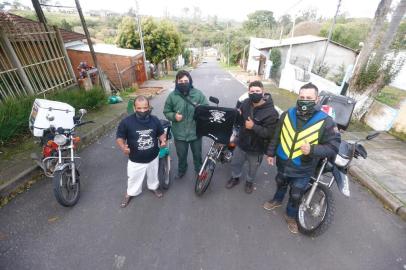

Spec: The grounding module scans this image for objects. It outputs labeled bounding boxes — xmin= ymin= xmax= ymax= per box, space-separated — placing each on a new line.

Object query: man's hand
xmin=122 ymin=144 xmax=130 ymax=156
xmin=175 ymin=112 xmax=183 ymax=122
xmin=159 ymin=134 xmax=167 ymax=147
xmin=267 ymin=156 xmax=274 ymax=166
xmin=245 ymin=117 xmax=254 ymax=129
xmin=301 ymin=140 xmax=311 ymax=155
xmin=116 ymin=138 xmax=130 ymax=156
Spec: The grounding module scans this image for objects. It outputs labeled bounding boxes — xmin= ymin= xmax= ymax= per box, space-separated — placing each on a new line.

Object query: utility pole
xmin=74 ymin=0 xmax=105 ymax=90
xmin=285 ymin=16 xmax=296 ymax=67
xmin=135 ymin=0 xmax=148 ymax=79
xmin=31 ymin=0 xmax=47 ymax=24
xmin=318 ymin=0 xmax=342 ymax=73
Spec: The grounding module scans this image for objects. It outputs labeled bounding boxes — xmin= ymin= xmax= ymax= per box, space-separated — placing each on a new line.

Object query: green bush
xmin=0 ymin=87 xmax=107 ymax=144
xmin=46 ymin=87 xmax=107 ymax=111
xmin=0 ymin=95 xmax=36 ymax=144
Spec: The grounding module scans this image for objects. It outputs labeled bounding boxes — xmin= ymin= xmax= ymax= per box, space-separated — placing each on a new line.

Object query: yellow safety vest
xmin=277 ymin=108 xmax=326 ymax=163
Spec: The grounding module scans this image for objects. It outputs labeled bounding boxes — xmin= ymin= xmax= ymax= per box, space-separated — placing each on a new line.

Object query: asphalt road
xmin=0 ymin=59 xmax=405 ymax=270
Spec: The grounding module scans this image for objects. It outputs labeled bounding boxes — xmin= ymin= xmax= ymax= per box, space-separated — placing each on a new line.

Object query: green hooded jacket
xmin=163 ymin=88 xmax=208 ymax=141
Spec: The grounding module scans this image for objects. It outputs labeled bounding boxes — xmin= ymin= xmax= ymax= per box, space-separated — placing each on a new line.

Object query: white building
xmin=247 ymin=35 xmax=358 ymax=79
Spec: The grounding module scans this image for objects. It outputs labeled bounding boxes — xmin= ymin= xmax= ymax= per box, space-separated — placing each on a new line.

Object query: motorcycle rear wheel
xmin=195 ymin=158 xmax=216 ymax=196
xmin=53 ymin=167 xmax=80 ymax=207
xmin=297 ymin=184 xmax=335 ymax=237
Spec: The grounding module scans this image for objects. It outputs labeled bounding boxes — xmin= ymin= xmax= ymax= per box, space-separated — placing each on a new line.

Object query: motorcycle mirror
xmin=79 ymin=109 xmax=87 ymax=116
xmin=366 ymin=132 xmax=379 ymax=140
xmin=209 ymin=96 xmax=219 ymax=105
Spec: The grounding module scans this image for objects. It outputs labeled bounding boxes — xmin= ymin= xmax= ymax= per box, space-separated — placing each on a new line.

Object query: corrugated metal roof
xmin=256 ymin=35 xmax=327 ymax=49
xmin=255 ymin=34 xmax=357 ymax=52
xmin=67 ymin=43 xmax=143 ymax=57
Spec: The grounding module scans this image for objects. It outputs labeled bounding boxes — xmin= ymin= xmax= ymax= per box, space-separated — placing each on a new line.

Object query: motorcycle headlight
xmin=54 ymin=134 xmax=68 ymax=146
xmin=335 ymin=154 xmax=349 ymax=167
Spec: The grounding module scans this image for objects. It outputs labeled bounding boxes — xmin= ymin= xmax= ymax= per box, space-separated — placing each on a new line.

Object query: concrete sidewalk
xmin=0 ymin=80 xmax=174 ymax=205
xmin=228 ymin=69 xmax=406 ymax=221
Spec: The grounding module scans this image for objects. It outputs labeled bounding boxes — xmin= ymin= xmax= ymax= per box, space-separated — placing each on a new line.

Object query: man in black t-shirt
xmin=116 ymin=96 xmax=166 ymax=208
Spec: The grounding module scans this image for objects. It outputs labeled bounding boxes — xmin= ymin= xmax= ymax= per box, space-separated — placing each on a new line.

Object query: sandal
xmin=150 ymin=189 xmax=163 ymax=198
xmin=120 ymin=196 xmax=132 ymax=208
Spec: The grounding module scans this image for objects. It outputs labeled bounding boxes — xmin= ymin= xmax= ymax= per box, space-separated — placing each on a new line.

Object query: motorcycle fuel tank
xmin=29 ymin=99 xmax=75 ymax=137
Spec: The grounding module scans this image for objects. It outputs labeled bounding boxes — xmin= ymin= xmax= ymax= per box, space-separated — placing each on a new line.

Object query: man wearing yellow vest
xmin=264 ymin=83 xmax=340 ymax=234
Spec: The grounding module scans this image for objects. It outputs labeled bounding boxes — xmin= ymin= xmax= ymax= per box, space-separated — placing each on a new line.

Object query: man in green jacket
xmin=163 ymin=70 xmax=208 ymax=178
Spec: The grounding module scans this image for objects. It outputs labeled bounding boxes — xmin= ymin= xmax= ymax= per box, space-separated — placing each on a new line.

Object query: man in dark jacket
xmin=264 ymin=82 xmax=340 ymax=234
xmin=226 ymin=81 xmax=279 ymax=194
xmin=163 ymin=70 xmax=208 ymax=178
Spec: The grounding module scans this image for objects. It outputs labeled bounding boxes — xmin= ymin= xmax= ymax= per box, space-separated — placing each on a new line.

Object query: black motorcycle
xmin=297 ymin=132 xmax=379 ymax=236
xmin=194 ymin=96 xmax=238 ymax=196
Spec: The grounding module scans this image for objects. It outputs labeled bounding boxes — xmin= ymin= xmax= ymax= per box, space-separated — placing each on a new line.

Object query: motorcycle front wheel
xmin=195 ymin=158 xmax=216 ymax=196
xmin=53 ymin=167 xmax=80 ymax=207
xmin=297 ymin=184 xmax=335 ymax=237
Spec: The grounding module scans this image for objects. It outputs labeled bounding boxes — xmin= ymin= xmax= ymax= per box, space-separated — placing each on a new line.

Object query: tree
xmin=269 ymin=48 xmax=281 ymax=78
xmin=0 ymin=1 xmax=11 ymax=10
xmin=348 ymin=0 xmax=406 ymax=119
xmin=60 ymin=19 xmax=73 ymax=31
xmin=319 ymin=19 xmax=370 ymax=49
xmin=243 ymin=10 xmax=276 ymax=37
xmin=115 ymin=17 xmax=183 ymax=65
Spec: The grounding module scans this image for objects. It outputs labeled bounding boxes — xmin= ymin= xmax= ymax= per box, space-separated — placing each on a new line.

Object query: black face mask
xmin=135 ymin=110 xmax=151 ymax=120
xmin=297 ymin=99 xmax=317 ymax=115
xmin=177 ymin=83 xmax=191 ymax=96
xmin=249 ymin=93 xmax=263 ymax=104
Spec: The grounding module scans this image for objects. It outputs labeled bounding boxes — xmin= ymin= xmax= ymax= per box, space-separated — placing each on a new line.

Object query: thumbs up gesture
xmin=301 ymin=140 xmax=311 ymax=155
xmin=245 ymin=117 xmax=254 ymax=130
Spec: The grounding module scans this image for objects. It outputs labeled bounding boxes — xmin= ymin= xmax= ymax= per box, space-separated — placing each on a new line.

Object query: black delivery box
xmin=319 ymin=91 xmax=356 ymax=131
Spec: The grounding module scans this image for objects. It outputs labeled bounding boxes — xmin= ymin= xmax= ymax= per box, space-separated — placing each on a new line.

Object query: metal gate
xmin=0 ymin=12 xmax=76 ymax=102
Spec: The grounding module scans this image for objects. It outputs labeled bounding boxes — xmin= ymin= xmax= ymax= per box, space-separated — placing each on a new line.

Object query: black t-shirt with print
xmin=116 ymin=114 xmax=164 ymax=163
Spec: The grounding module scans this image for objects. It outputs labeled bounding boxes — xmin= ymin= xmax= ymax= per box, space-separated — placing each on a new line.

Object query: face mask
xmin=135 ymin=110 xmax=150 ymax=120
xmin=297 ymin=99 xmax=316 ymax=115
xmin=177 ymin=83 xmax=191 ymax=95
xmin=249 ymin=93 xmax=263 ymax=104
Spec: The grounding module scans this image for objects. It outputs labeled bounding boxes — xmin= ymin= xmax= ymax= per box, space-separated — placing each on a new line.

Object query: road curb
xmin=349 ymin=166 xmax=406 ymax=221
xmin=0 ymin=112 xmax=127 ymax=201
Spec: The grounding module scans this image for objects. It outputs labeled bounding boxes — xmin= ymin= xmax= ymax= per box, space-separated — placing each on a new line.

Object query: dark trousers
xmin=272 ymin=173 xmax=310 ymax=218
xmin=174 ymin=138 xmax=203 ymax=174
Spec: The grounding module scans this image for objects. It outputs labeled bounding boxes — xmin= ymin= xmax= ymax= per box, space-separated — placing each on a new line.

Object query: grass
xmin=218 ymin=62 xmax=241 ymax=71
xmin=0 ymin=87 xmax=106 ymax=145
xmin=375 ymin=86 xmax=406 ymax=108
xmin=389 ymin=129 xmax=406 ymax=142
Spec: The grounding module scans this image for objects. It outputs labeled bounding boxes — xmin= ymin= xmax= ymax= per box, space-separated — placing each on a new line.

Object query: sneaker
xmin=284 ymin=214 xmax=299 ymax=234
xmin=244 ymin=181 xmax=253 ymax=194
xmin=263 ymin=200 xmax=282 ymax=211
xmin=225 ymin=177 xmax=240 ymax=189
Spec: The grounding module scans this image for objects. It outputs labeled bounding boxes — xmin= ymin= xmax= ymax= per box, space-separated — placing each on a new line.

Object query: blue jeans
xmin=272 ymin=173 xmax=310 ymax=218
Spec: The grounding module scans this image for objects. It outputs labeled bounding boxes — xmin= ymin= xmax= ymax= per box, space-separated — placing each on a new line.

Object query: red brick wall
xmin=67 ymin=50 xmax=146 ymax=88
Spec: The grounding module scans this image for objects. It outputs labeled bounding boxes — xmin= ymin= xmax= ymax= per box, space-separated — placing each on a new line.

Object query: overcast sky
xmin=17 ymin=0 xmax=391 ymax=21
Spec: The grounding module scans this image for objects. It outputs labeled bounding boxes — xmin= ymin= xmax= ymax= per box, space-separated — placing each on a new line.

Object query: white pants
xmin=127 ymin=156 xmax=159 ymax=196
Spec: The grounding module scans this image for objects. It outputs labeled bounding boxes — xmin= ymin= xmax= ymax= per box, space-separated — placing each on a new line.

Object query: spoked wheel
xmin=195 ymin=158 xmax=216 ymax=196
xmin=53 ymin=167 xmax=80 ymax=207
xmin=297 ymin=184 xmax=335 ymax=237
xmin=158 ymin=155 xmax=171 ymax=190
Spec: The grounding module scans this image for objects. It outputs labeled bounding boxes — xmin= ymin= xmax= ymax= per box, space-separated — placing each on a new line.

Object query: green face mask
xmin=297 ymin=99 xmax=316 ymax=114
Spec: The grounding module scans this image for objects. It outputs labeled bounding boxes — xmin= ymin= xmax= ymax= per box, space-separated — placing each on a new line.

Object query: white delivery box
xmin=29 ymin=99 xmax=75 ymax=137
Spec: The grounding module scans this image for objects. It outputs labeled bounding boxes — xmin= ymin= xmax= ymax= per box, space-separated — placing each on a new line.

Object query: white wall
xmin=365 ymin=101 xmax=399 ymax=131
xmin=389 ymin=51 xmax=406 ymax=90
xmin=279 ymin=63 xmax=341 ymax=95
xmin=266 ymin=41 xmax=357 ymax=78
